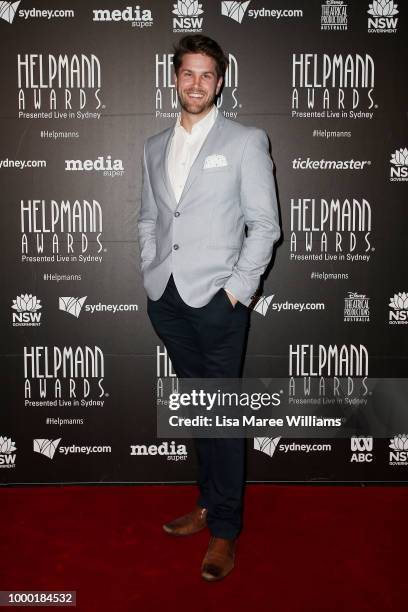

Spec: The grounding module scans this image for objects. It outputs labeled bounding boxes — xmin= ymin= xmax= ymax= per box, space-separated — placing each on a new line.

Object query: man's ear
xmin=216 ymin=76 xmax=223 ymax=95
xmin=173 ymin=70 xmax=178 ymax=88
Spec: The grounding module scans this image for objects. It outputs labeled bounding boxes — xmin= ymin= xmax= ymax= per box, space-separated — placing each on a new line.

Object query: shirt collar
xmin=175 ymin=104 xmax=218 ymax=137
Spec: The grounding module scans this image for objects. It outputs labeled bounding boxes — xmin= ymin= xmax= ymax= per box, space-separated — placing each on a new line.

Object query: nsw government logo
xmin=12 ymin=293 xmax=42 ymax=326
xmin=172 ymin=0 xmax=203 ymax=32
xmin=389 ymin=292 xmax=408 ymax=325
xmin=344 ymin=292 xmax=370 ymax=322
xmin=390 ymin=148 xmax=408 ymax=182
xmin=321 ymin=0 xmax=347 ymax=31
xmin=0 ymin=436 xmax=17 ymax=469
xmin=368 ymin=0 xmax=398 ymax=33
xmin=389 ymin=434 xmax=408 ymax=466
xmin=350 ymin=436 xmax=373 ymax=462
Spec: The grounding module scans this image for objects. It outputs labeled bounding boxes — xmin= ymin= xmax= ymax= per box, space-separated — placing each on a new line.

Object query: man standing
xmin=137 ymin=35 xmax=280 ymax=581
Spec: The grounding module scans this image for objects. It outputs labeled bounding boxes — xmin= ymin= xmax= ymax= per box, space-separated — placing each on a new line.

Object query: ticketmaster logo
xmin=33 ymin=438 xmax=61 ymax=459
xmin=0 ymin=1 xmax=21 ymax=23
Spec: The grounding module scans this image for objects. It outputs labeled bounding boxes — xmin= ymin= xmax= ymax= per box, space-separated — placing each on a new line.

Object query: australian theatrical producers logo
xmin=292 ymin=53 xmax=376 ymax=120
xmin=321 ymin=0 xmax=347 ymax=31
xmin=389 ymin=434 xmax=408 ymax=466
xmin=130 ymin=441 xmax=188 ymax=461
xmin=389 ymin=292 xmax=408 ymax=325
xmin=368 ymin=0 xmax=398 ymax=33
xmin=0 ymin=436 xmax=17 ymax=469
xmin=23 ymin=345 xmax=106 ymax=404
xmin=12 ymin=293 xmax=42 ymax=327
xmin=17 ymin=54 xmax=104 ymax=119
xmin=390 ymin=148 xmax=408 ymax=182
xmin=344 ymin=292 xmax=370 ymax=322
xmin=172 ymin=0 xmax=203 ymax=32
xmin=92 ymin=5 xmax=153 ymax=27
xmin=33 ymin=438 xmax=111 ymax=459
xmin=59 ymin=297 xmax=139 ymax=317
xmin=290 ymin=198 xmax=373 ymax=264
xmin=155 ymin=53 xmax=240 ymax=119
xmin=20 ymin=199 xmax=104 ymax=264
xmin=0 ymin=1 xmax=74 ymax=24
xmin=252 ymin=295 xmax=324 ymax=316
xmin=65 ymin=156 xmax=124 ymax=177
xmin=350 ymin=436 xmax=373 ymax=463
xmin=221 ymin=1 xmax=303 ymax=23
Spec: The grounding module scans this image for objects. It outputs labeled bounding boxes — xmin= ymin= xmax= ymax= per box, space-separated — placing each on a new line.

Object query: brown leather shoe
xmin=162 ymin=506 xmax=208 ymax=536
xmin=201 ymin=536 xmax=236 ymax=581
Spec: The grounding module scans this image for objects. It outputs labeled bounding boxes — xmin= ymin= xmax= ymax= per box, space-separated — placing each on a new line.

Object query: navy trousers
xmin=147 ymin=273 xmax=250 ymax=539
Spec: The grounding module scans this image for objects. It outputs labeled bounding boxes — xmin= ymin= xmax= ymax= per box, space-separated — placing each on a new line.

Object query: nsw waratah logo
xmin=0 ymin=1 xmax=21 ymax=23
xmin=173 ymin=0 xmax=203 ymax=32
xmin=389 ymin=292 xmax=408 ymax=325
xmin=368 ymin=0 xmax=398 ymax=33
xmin=254 ymin=437 xmax=281 ymax=458
xmin=0 ymin=436 xmax=17 ymax=468
xmin=33 ymin=438 xmax=61 ymax=459
xmin=59 ymin=297 xmax=87 ymax=318
xmin=12 ymin=293 xmax=42 ymax=326
xmin=221 ymin=0 xmax=250 ymax=23
xmin=390 ymin=148 xmax=408 ymax=182
xmin=389 ymin=434 xmax=408 ymax=466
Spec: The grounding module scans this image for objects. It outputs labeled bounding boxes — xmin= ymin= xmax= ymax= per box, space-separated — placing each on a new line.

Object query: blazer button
xmin=173 ymin=244 xmax=179 ymax=250
xmin=174 ymin=211 xmax=180 ymax=217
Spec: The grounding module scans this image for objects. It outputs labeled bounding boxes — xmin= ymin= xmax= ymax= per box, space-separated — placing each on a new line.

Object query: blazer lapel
xmin=161 ymin=127 xmax=178 ymax=209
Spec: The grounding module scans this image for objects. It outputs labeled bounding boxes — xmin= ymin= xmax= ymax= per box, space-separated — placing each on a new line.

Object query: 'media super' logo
xmin=92 ymin=5 xmax=153 ymax=27
xmin=292 ymin=53 xmax=376 ymax=119
xmin=130 ymin=441 xmax=187 ymax=461
xmin=0 ymin=436 xmax=17 ymax=468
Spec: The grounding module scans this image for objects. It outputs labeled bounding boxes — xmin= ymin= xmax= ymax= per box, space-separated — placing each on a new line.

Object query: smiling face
xmin=174 ymin=52 xmax=223 ymax=118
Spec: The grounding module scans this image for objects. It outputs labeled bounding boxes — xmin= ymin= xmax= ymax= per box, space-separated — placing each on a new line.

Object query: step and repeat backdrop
xmin=1 ymin=0 xmax=407 ymax=484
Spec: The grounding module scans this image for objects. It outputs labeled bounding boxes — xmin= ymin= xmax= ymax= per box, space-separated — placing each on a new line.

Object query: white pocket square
xmin=203 ymin=154 xmax=228 ymax=169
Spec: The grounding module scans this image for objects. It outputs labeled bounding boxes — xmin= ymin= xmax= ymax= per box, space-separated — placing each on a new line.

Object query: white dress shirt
xmin=167 ymin=104 xmax=218 ymax=204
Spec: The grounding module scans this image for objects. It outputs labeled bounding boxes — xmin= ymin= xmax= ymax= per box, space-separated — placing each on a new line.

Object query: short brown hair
xmin=173 ymin=34 xmax=229 ymax=80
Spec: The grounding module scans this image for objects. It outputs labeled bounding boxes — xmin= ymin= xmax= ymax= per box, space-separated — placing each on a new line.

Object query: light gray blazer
xmin=137 ymin=110 xmax=280 ymax=308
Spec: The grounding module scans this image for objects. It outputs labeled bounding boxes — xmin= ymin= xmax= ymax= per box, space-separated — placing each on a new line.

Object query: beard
xmin=177 ymin=87 xmax=216 ymax=115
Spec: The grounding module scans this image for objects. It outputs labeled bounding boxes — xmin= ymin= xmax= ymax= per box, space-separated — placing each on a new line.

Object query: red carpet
xmin=0 ymin=484 xmax=405 ymax=611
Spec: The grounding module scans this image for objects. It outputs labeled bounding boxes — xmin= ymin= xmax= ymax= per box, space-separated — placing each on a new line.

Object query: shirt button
xmin=174 ymin=211 xmax=180 ymax=217
xmin=173 ymin=244 xmax=179 ymax=250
